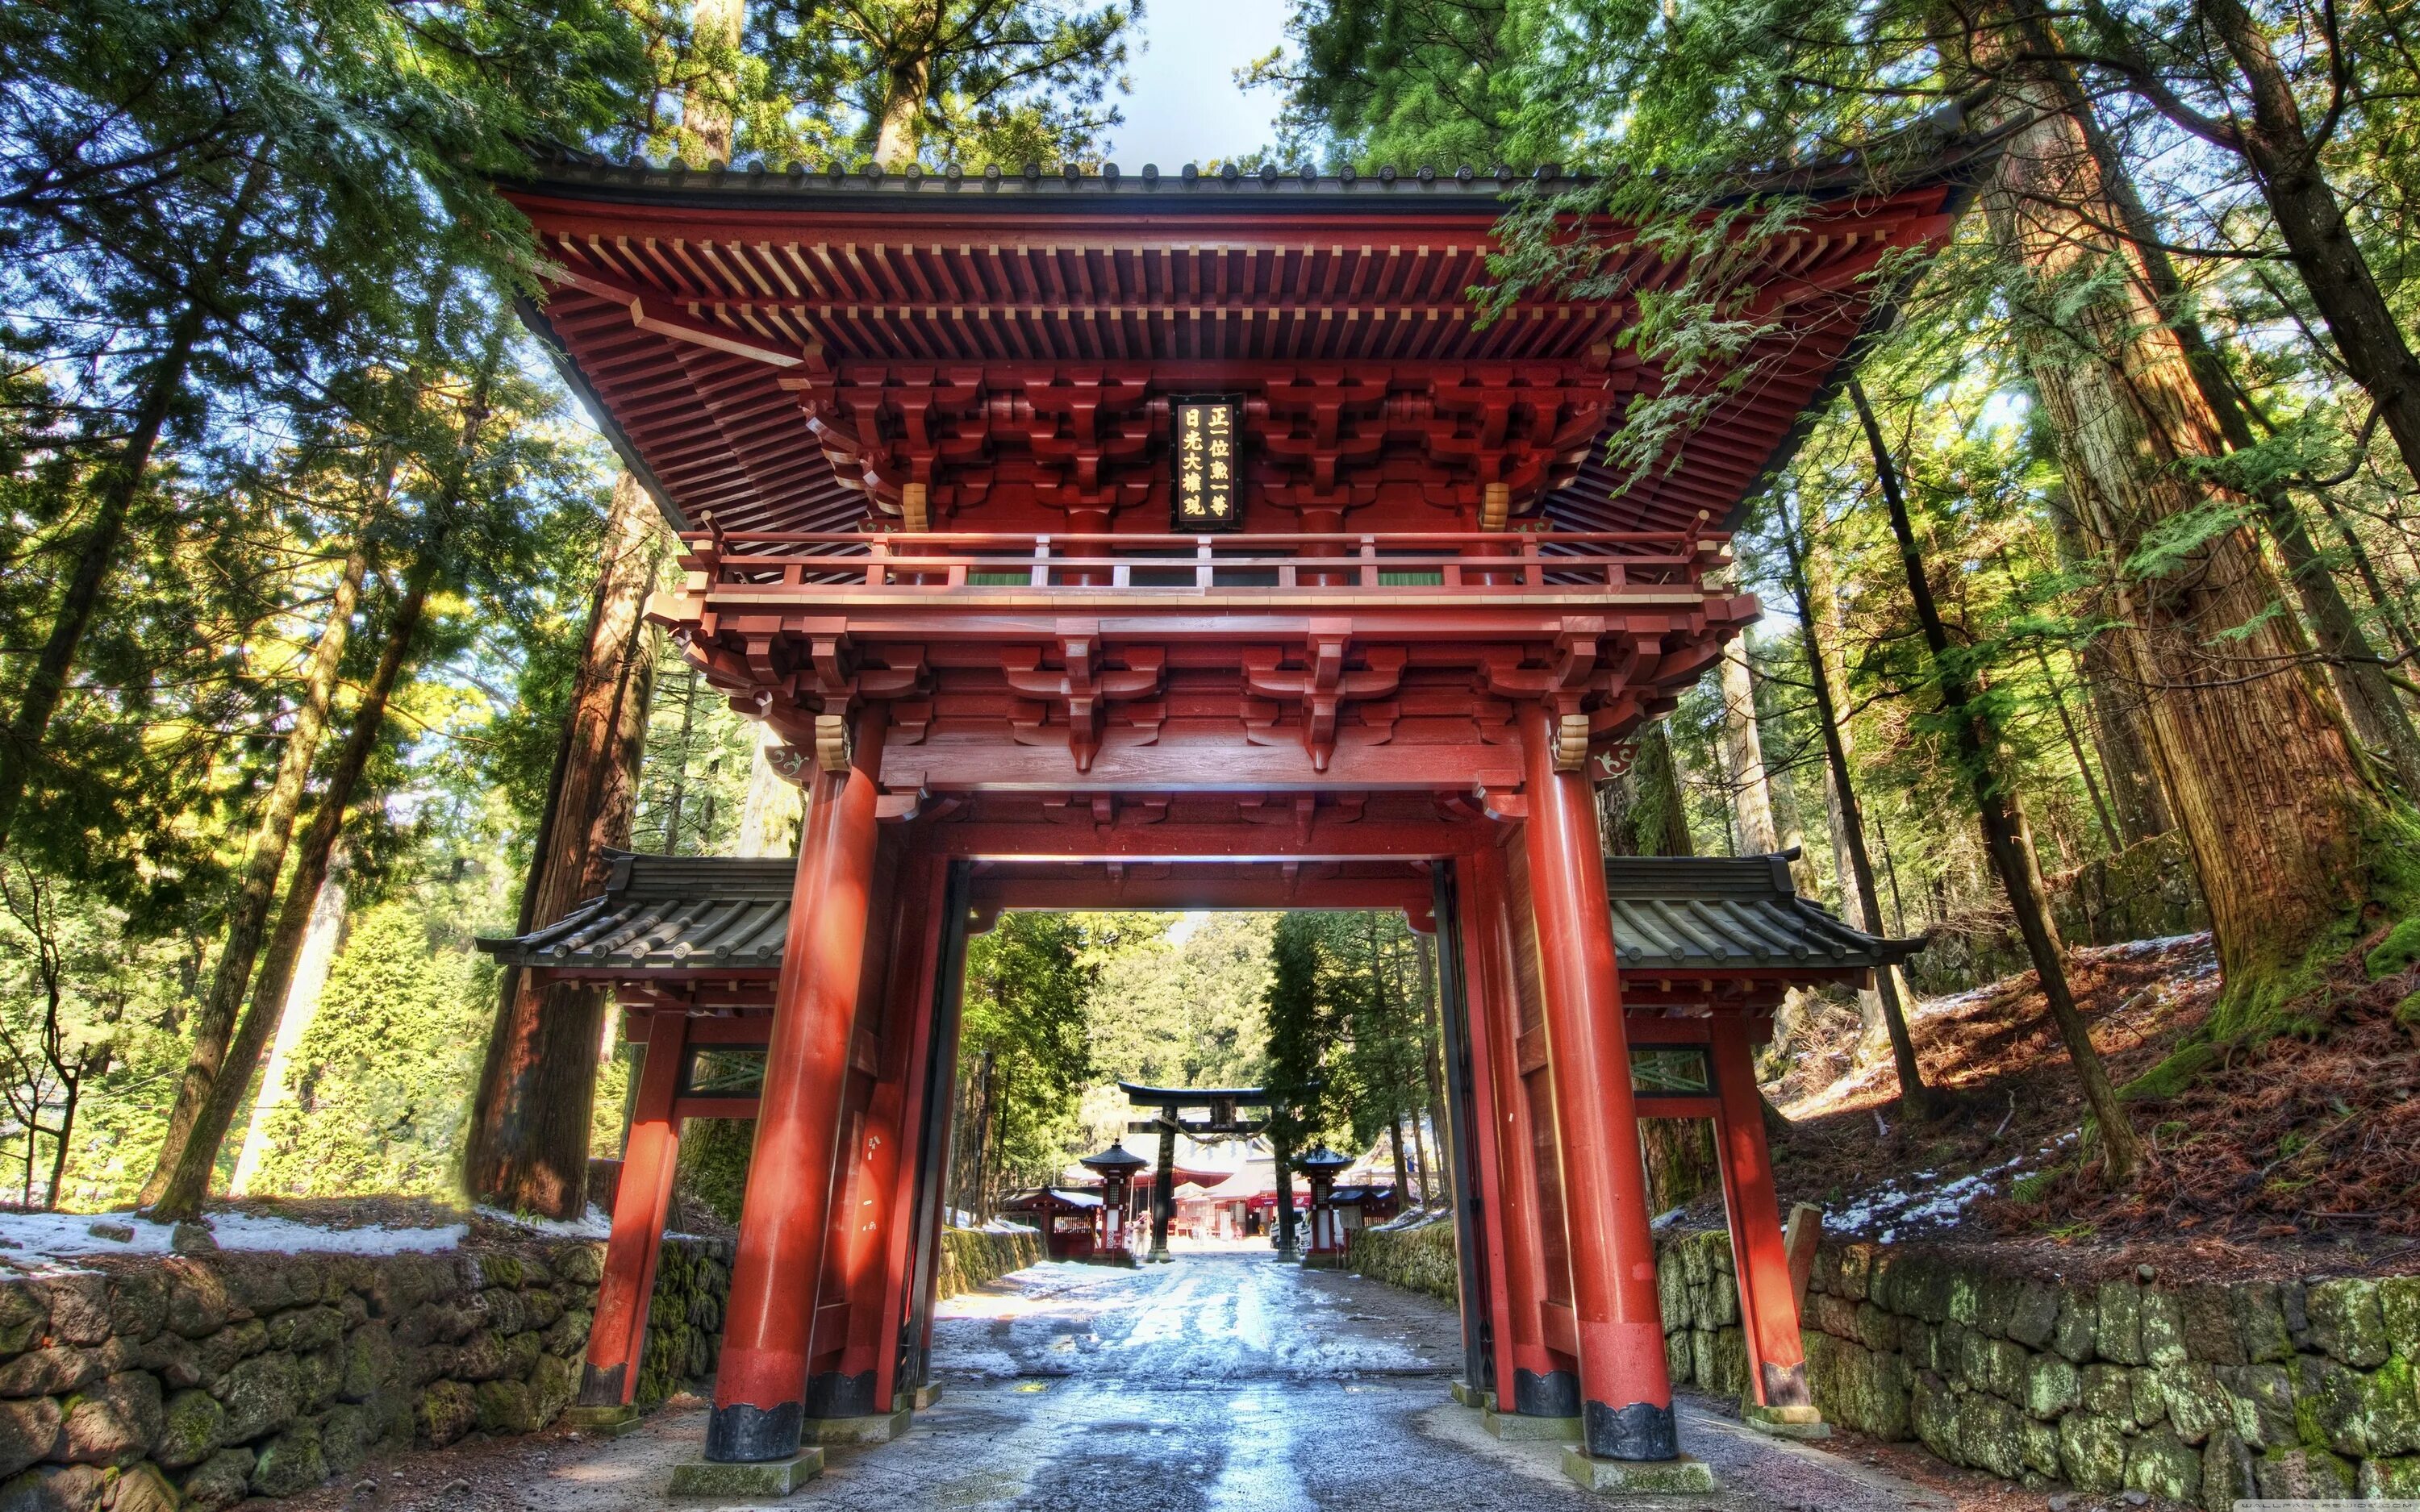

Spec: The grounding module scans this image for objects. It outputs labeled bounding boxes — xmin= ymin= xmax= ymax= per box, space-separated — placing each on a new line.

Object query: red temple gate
xmin=484 ymin=146 xmax=1973 ymax=1489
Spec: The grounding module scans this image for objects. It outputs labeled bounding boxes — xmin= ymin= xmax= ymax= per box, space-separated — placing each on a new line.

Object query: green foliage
xmin=648 ymin=0 xmax=1138 ymax=169
xmin=962 ymin=911 xmax=1099 ymax=1188
xmin=248 ymin=897 xmax=494 ymax=1198
xmin=2364 ymin=918 xmax=2420 ymax=981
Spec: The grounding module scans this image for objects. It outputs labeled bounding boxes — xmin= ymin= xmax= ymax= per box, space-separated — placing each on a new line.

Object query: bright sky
xmin=1108 ymin=0 xmax=1291 ymax=169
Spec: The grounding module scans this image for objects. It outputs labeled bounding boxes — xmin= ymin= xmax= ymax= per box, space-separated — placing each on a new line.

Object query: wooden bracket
xmin=814 ymin=713 xmax=852 ymax=774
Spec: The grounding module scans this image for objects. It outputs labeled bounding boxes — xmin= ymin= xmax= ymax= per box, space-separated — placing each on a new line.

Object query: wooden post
xmin=1517 ymin=700 xmax=1678 ymax=1462
xmin=1148 ymin=1117 xmax=1176 ymax=1262
xmin=1710 ymin=1017 xmax=1815 ymax=1414
xmin=1784 ymin=1204 xmax=1823 ymax=1314
xmin=1458 ymin=841 xmax=1571 ymax=1415
xmin=578 ymin=1010 xmax=687 ymax=1407
xmin=706 ymin=709 xmax=886 ymax=1464
xmin=870 ymin=852 xmax=951 ymax=1414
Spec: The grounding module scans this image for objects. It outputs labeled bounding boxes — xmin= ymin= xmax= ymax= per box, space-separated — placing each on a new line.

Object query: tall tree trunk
xmin=2191 ymin=0 xmax=2420 ymax=492
xmin=1414 ymin=932 xmax=1454 ymax=1208
xmin=0 ymin=160 xmax=269 ymax=852
xmin=1779 ymin=497 xmax=1934 ymax=1118
xmin=228 ymin=865 xmax=344 ymax=1196
xmin=682 ymin=0 xmax=744 ymax=165
xmin=1853 ymin=379 xmax=2140 ymax=1180
xmin=2035 ymin=34 xmax=2420 ymax=794
xmin=874 ymin=59 xmax=928 ymax=167
xmin=1716 ymin=639 xmax=1781 ymax=854
xmin=734 ymin=723 xmax=802 ymax=857
xmin=148 ymin=557 xmax=437 ymax=1219
xmin=1600 ymin=723 xmax=1693 ymax=857
xmin=1972 ymin=51 xmax=2397 ymax=1012
xmin=464 ymin=473 xmax=666 ymax=1216
xmin=140 ymin=536 xmax=370 ymax=1207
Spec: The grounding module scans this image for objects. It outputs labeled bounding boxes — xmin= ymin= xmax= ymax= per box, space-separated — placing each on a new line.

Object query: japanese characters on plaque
xmin=1171 ymin=398 xmax=1241 ymax=531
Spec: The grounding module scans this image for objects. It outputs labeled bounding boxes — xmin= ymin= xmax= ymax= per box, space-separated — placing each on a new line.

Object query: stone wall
xmin=934 ymin=1228 xmax=1042 ymax=1297
xmin=1656 ymin=1230 xmax=2420 ymax=1509
xmin=0 ymin=1236 xmax=732 ymax=1512
xmin=1345 ymin=1219 xmax=1458 ymax=1303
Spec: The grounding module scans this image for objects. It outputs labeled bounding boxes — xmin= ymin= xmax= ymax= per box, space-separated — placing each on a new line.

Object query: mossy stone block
xmin=2057 ymin=1411 xmax=2129 ymax=1491
xmin=2097 ymin=1280 xmax=2145 ymax=1365
xmin=2052 ymin=1287 xmax=2098 ymax=1364
xmin=248 ymin=1422 xmax=326 ymax=1498
xmin=2023 ymin=1354 xmax=2079 ymax=1420
xmin=2007 ymin=1283 xmax=2060 ymax=1350
xmin=2306 ymin=1279 xmax=2390 ymax=1368
xmin=2123 ymin=1427 xmax=2202 ymax=1505
xmin=2360 ymin=1455 xmax=2420 ymax=1499
xmin=2159 ymin=1360 xmax=2232 ymax=1446
xmin=2234 ymin=1284 xmax=2293 ymax=1364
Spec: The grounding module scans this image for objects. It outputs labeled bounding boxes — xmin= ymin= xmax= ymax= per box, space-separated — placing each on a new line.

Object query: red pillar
xmin=870 ymin=851 xmax=950 ymax=1414
xmin=1710 ymin=1017 xmax=1813 ymax=1410
xmin=1458 ymin=842 xmax=1573 ymax=1415
xmin=707 ymin=709 xmax=886 ymax=1464
xmin=1517 ymin=699 xmax=1677 ymax=1461
xmin=578 ymin=1011 xmax=687 ymax=1406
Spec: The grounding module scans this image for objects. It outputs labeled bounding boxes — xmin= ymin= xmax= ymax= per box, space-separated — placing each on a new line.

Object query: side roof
xmin=477 ymin=848 xmax=1921 ymax=976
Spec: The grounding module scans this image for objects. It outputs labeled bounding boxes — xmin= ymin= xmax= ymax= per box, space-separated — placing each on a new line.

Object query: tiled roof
xmin=1603 ymin=854 xmax=1918 ymax=971
xmin=478 ymin=850 xmax=792 ymax=971
xmin=480 ymin=848 xmax=1917 ymax=975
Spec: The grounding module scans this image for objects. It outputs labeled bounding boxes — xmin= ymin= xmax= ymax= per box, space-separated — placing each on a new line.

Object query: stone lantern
xmin=1076 ymin=1142 xmax=1148 ymax=1266
xmin=1294 ymin=1147 xmax=1354 ymax=1267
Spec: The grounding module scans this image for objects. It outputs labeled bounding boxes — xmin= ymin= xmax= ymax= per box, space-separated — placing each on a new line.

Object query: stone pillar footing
xmin=1742 ymin=1402 xmax=1830 ymax=1441
xmin=1559 ymin=1450 xmax=1717 ymax=1495
xmin=807 ymin=1408 xmax=913 ymax=1444
xmin=667 ymin=1450 xmax=824 ymax=1497
xmin=561 ymin=1405 xmax=645 ymax=1438
xmin=1483 ymin=1407 xmax=1580 ymax=1442
xmin=894 ymin=1383 xmax=944 ymax=1413
xmin=1448 ymin=1381 xmax=1494 ymax=1410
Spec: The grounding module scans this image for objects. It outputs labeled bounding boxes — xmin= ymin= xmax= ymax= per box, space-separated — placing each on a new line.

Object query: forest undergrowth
xmin=1752 ymin=931 xmax=2420 ymax=1277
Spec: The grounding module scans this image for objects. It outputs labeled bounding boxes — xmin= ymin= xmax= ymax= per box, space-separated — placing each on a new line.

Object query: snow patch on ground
xmin=1825 ymin=1133 xmax=2078 ymax=1242
xmin=0 ymin=1209 xmax=469 ymax=1266
xmin=474 ymin=1204 xmax=611 ymax=1239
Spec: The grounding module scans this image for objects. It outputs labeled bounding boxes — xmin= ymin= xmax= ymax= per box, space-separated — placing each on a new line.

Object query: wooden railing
xmin=679 ymin=529 xmax=1729 ymax=597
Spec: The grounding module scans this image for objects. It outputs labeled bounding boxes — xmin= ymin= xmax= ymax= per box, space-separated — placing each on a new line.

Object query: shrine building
xmin=482 ymin=143 xmax=1975 ymax=1493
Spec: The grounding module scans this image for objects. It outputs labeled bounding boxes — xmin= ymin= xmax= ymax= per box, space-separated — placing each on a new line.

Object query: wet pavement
xmin=311 ymin=1248 xmax=1963 ymax=1512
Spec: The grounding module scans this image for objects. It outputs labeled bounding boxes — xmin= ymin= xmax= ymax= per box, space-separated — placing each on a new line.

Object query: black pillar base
xmin=1512 ymin=1367 xmax=1581 ymax=1420
xmin=1582 ymin=1397 xmax=1679 ymax=1461
xmin=575 ymin=1361 xmax=627 ymax=1409
xmin=803 ymin=1369 xmax=879 ymax=1420
xmin=705 ymin=1400 xmax=803 ymax=1464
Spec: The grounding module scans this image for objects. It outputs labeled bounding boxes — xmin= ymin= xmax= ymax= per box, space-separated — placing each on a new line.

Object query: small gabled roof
xmin=1602 ymin=853 xmax=1920 ymax=972
xmin=476 ymin=849 xmax=791 ymax=971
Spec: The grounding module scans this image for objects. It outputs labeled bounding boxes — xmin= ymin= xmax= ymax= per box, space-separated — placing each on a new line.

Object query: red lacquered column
xmin=707 ymin=710 xmax=886 ymax=1463
xmin=578 ymin=1011 xmax=688 ymax=1406
xmin=1517 ymin=700 xmax=1677 ymax=1460
xmin=1710 ymin=1015 xmax=1813 ymax=1410
xmin=1458 ymin=842 xmax=1572 ymax=1414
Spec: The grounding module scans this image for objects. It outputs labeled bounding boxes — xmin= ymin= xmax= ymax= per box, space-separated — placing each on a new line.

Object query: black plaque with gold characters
xmin=1170 ymin=398 xmax=1242 ymax=531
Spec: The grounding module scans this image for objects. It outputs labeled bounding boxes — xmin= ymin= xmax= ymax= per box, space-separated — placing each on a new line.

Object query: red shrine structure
xmin=484 ymin=144 xmax=1969 ymax=1487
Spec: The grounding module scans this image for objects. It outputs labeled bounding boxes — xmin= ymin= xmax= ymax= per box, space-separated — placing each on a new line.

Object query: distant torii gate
xmin=1119 ymin=1081 xmax=1282 ymax=1263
